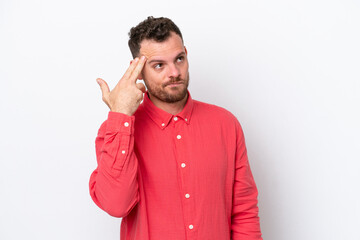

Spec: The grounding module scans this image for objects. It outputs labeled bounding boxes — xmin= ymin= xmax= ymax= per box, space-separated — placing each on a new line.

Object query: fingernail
xmin=96 ymin=79 xmax=101 ymax=84
xmin=134 ymin=58 xmax=139 ymax=62
xmin=141 ymin=56 xmax=146 ymax=60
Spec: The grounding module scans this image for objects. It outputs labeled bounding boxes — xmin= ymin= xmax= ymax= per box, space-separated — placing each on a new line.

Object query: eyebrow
xmin=147 ymin=51 xmax=186 ymax=64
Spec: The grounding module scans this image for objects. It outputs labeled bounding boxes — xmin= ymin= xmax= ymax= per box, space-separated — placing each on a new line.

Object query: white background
xmin=1 ymin=0 xmax=359 ymax=239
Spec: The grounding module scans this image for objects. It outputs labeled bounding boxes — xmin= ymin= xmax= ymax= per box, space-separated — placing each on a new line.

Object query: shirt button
xmin=185 ymin=118 xmax=188 ymax=121
xmin=121 ymin=150 xmax=126 ymax=154
xmin=177 ymin=135 xmax=181 ymax=140
xmin=161 ymin=123 xmax=165 ymax=127
xmin=181 ymin=163 xmax=186 ymax=168
xmin=174 ymin=116 xmax=178 ymax=121
xmin=124 ymin=122 xmax=129 ymax=127
xmin=189 ymin=225 xmax=194 ymax=230
xmin=185 ymin=193 xmax=190 ymax=198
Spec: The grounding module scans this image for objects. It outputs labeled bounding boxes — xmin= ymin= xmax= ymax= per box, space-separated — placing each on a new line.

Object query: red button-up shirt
xmin=89 ymin=92 xmax=262 ymax=240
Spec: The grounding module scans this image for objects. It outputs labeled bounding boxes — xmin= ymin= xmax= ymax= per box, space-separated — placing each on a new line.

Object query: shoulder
xmin=193 ymin=99 xmax=239 ymax=123
xmin=192 ymin=99 xmax=245 ymax=135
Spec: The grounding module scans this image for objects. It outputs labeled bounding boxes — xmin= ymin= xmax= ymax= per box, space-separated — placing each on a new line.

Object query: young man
xmin=89 ymin=16 xmax=263 ymax=240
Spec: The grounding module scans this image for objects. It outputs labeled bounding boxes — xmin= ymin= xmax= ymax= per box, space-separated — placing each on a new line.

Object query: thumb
xmin=96 ymin=78 xmax=110 ymax=95
xmin=96 ymin=78 xmax=111 ymax=106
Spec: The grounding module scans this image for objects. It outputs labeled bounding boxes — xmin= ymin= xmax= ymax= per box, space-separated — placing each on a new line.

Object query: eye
xmin=154 ymin=63 xmax=162 ymax=69
xmin=177 ymin=56 xmax=184 ymax=62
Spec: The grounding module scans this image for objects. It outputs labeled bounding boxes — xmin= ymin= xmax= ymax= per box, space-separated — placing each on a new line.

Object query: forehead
xmin=139 ymin=32 xmax=185 ymax=60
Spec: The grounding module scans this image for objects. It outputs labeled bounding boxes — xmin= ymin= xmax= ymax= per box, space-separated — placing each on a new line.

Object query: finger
xmin=121 ymin=57 xmax=140 ymax=84
xmin=136 ymin=82 xmax=146 ymax=93
xmin=130 ymin=56 xmax=147 ymax=84
xmin=96 ymin=78 xmax=110 ymax=99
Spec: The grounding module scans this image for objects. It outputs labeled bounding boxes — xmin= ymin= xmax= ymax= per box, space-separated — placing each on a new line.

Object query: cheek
xmin=181 ymin=63 xmax=189 ymax=75
xmin=143 ymin=69 xmax=164 ymax=85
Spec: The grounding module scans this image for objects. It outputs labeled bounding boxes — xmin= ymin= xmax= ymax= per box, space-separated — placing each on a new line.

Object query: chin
xmin=163 ymin=88 xmax=188 ymax=103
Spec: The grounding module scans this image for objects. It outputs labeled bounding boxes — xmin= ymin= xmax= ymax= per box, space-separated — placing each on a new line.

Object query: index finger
xmin=129 ymin=55 xmax=147 ymax=84
xmin=120 ymin=57 xmax=140 ymax=84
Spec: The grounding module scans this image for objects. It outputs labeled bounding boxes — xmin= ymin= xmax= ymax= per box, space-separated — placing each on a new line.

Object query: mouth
xmin=165 ymin=81 xmax=184 ymax=88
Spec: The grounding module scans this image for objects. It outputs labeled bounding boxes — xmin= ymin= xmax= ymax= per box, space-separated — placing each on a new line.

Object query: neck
xmin=148 ymin=92 xmax=188 ymax=115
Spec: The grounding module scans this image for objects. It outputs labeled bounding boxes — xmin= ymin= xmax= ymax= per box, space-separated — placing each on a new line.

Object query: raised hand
xmin=96 ymin=56 xmax=147 ymax=116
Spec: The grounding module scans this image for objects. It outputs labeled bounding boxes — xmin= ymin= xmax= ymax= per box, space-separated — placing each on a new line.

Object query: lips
xmin=164 ymin=81 xmax=184 ymax=87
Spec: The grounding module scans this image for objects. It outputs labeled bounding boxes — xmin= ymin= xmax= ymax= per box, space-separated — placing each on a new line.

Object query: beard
xmin=144 ymin=73 xmax=190 ymax=103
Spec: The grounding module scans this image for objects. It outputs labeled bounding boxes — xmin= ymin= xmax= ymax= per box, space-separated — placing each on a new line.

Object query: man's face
xmin=139 ymin=32 xmax=189 ymax=103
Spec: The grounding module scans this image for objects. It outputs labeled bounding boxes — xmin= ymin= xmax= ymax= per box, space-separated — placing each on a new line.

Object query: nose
xmin=168 ymin=63 xmax=180 ymax=79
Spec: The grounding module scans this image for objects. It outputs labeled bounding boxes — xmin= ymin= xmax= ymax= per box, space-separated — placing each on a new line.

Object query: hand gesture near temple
xmin=96 ymin=56 xmax=147 ymax=116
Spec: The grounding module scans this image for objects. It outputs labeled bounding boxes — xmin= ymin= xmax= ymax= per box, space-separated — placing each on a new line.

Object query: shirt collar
xmin=142 ymin=91 xmax=194 ymax=129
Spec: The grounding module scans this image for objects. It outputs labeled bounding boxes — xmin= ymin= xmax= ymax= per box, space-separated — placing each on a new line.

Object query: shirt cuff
xmin=106 ymin=111 xmax=135 ymax=134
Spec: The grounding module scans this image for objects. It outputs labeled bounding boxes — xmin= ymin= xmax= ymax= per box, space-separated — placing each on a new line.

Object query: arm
xmin=231 ymin=121 xmax=263 ymax=240
xmin=89 ymin=112 xmax=139 ymax=217
xmin=89 ymin=56 xmax=147 ymax=217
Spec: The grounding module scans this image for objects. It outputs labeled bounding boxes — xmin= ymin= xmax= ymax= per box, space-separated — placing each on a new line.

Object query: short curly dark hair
xmin=128 ymin=16 xmax=183 ymax=58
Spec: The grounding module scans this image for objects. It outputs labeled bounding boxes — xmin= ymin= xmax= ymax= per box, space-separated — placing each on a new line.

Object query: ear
xmin=130 ymin=60 xmax=144 ymax=80
xmin=184 ymin=46 xmax=188 ymax=55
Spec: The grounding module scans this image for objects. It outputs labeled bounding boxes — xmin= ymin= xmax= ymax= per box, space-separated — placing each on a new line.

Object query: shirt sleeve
xmin=89 ymin=111 xmax=139 ymax=218
xmin=231 ymin=120 xmax=263 ymax=240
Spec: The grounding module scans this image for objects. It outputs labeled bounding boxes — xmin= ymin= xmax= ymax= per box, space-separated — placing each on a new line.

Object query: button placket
xmin=173 ymin=118 xmax=195 ymax=235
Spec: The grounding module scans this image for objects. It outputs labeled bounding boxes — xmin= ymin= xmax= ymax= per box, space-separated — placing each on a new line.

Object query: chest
xmin=133 ymin=120 xmax=236 ymax=192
